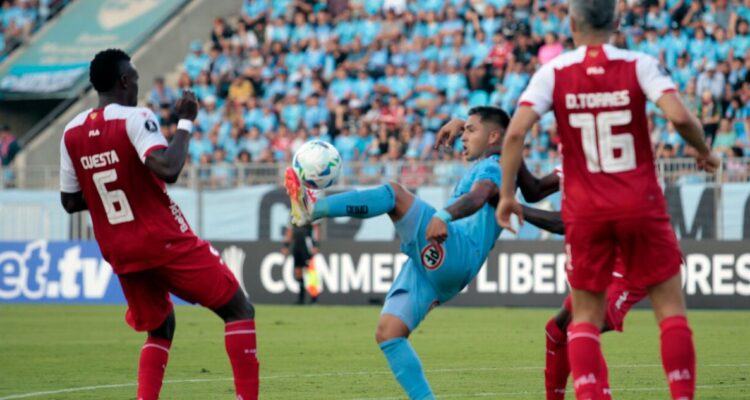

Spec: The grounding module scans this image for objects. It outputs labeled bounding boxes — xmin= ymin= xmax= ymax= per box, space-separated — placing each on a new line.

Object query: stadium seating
xmin=148 ymin=1 xmax=747 ymax=183
xmin=0 ymin=0 xmax=70 ymax=61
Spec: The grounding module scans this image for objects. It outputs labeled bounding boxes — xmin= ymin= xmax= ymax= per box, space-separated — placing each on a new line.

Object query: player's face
xmin=462 ymin=115 xmax=490 ymax=161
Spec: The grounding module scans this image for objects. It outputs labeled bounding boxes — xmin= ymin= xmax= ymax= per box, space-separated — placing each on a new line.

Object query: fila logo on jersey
xmin=586 ymin=66 xmax=605 ymax=75
xmin=421 ymin=244 xmax=444 ymax=270
xmin=565 ymin=90 xmax=630 ymax=110
xmin=145 ymin=120 xmax=158 ymax=133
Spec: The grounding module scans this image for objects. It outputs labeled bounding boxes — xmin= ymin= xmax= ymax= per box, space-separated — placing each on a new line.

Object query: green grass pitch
xmin=1 ymin=305 xmax=748 ymax=399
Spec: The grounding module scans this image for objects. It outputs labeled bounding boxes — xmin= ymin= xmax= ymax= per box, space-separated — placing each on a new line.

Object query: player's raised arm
xmin=145 ymin=91 xmax=198 ymax=183
xmin=516 ymin=161 xmax=560 ymax=203
xmin=521 ymin=206 xmax=564 ymax=235
xmin=434 ymin=118 xmax=465 ymax=150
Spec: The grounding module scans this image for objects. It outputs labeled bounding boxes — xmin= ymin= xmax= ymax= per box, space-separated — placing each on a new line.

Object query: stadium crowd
xmin=146 ymin=0 xmax=750 ymax=183
xmin=0 ymin=0 xmax=69 ymax=61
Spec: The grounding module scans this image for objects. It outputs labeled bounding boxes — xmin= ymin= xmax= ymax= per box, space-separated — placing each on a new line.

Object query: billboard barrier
xmin=2 ymin=240 xmax=748 ymax=309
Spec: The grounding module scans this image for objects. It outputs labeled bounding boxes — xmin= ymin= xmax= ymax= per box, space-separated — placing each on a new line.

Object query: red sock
xmin=568 ymin=323 xmax=604 ymax=400
xmin=545 ymin=318 xmax=569 ymax=400
xmin=225 ymin=320 xmax=259 ymax=400
xmin=137 ymin=337 xmax=171 ymax=400
xmin=599 ymin=350 xmax=611 ymax=399
xmin=660 ymin=316 xmax=695 ymax=400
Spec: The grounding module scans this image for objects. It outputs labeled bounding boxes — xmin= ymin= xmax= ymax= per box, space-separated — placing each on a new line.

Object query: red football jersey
xmin=60 ymin=104 xmax=200 ymax=273
xmin=519 ymin=44 xmax=676 ymax=222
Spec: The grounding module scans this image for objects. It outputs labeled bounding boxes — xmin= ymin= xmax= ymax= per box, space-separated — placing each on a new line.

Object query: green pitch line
xmin=0 ymin=305 xmax=748 ymax=399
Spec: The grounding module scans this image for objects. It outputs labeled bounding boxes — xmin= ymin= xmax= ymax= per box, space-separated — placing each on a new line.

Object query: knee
xmin=150 ymin=310 xmax=176 ymax=341
xmin=215 ymin=290 xmax=255 ymax=322
xmin=375 ymin=318 xmax=407 ymax=344
xmin=375 ymin=321 xmax=390 ymax=344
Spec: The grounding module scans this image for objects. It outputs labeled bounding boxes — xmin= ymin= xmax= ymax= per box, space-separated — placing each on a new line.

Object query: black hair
xmin=468 ymin=106 xmax=511 ymax=129
xmin=89 ymin=48 xmax=131 ymax=92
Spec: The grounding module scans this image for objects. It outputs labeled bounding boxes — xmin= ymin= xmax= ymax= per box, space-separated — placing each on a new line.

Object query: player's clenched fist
xmin=175 ymin=90 xmax=198 ymax=121
xmin=426 ymin=217 xmax=448 ymax=245
xmin=496 ymin=196 xmax=523 ymax=234
xmin=695 ymin=151 xmax=721 ymax=173
xmin=434 ymin=118 xmax=465 ymax=150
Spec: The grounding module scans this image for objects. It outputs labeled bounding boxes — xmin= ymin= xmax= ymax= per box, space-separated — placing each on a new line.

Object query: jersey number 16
xmin=569 ymin=110 xmax=636 ymax=174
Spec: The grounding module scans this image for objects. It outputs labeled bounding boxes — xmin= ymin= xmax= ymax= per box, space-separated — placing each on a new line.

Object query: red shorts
xmin=564 ymin=217 xmax=682 ymax=292
xmin=117 ymin=242 xmax=239 ymax=332
xmin=604 ymin=275 xmax=648 ymax=331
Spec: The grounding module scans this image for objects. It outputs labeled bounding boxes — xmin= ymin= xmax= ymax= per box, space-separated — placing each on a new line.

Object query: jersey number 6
xmin=569 ymin=110 xmax=636 ymax=174
xmin=92 ymin=169 xmax=135 ymax=224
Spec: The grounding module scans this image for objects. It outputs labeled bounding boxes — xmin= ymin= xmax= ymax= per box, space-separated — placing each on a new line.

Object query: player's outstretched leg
xmin=214 ymin=289 xmax=259 ymax=400
xmin=376 ymin=312 xmax=434 ymax=400
xmin=138 ymin=310 xmax=175 ymax=400
xmin=286 ymin=168 xmax=411 ymax=225
xmin=648 ymin=274 xmax=695 ymax=400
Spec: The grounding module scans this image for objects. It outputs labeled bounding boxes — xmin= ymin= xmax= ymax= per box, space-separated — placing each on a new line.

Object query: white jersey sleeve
xmin=59 ymin=134 xmax=80 ymax=193
xmin=636 ymin=54 xmax=677 ymax=103
xmin=518 ymin=63 xmax=555 ymax=117
xmin=125 ymin=107 xmax=167 ymax=163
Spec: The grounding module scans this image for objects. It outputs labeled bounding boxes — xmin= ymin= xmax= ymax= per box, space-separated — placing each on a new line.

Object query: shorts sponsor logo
xmin=420 ymin=244 xmax=444 ymax=270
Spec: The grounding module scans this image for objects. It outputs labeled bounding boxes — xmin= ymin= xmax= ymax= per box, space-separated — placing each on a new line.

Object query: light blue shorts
xmin=381 ymin=197 xmax=483 ymax=331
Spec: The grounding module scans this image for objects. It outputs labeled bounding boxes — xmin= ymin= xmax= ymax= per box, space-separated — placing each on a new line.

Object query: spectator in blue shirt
xmin=290 ymin=12 xmax=313 ymax=46
xmin=645 ymin=3 xmax=671 ymax=33
xmin=184 ymin=41 xmax=210 ymax=80
xmin=242 ymin=0 xmax=268 ymax=25
xmin=266 ymin=17 xmax=290 ymax=43
xmin=281 ymin=93 xmax=305 ymax=131
xmin=196 ymin=96 xmax=223 ymax=133
xmin=148 ymin=76 xmax=176 ymax=108
xmin=244 ymin=127 xmax=270 ymax=160
xmin=688 ymin=27 xmax=715 ymax=66
xmin=257 ymin=106 xmax=278 ymax=133
xmin=334 ymin=127 xmax=359 ymax=161
xmin=731 ymin=19 xmax=750 ymax=60
xmin=662 ymin=25 xmax=690 ymax=68
xmin=531 ymin=7 xmax=560 ymax=38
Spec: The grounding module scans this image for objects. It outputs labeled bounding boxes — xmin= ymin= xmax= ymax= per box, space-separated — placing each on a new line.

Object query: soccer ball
xmin=293 ymin=140 xmax=342 ymax=189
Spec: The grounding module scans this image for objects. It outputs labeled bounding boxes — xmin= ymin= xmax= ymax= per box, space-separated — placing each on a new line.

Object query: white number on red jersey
xmin=92 ymin=169 xmax=135 ymax=224
xmin=569 ymin=111 xmax=636 ymax=173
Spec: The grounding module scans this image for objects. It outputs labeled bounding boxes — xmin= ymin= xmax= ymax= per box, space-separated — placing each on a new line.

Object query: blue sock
xmin=379 ymin=337 xmax=434 ymax=400
xmin=312 ymin=184 xmax=396 ymax=220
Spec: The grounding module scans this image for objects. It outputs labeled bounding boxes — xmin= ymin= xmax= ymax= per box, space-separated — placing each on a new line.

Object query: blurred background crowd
xmin=0 ymin=0 xmax=69 ymax=61
xmin=14 ymin=0 xmax=739 ymax=186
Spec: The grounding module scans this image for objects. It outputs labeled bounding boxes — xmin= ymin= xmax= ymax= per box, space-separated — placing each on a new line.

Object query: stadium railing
xmin=0 ymin=158 xmax=745 ymax=241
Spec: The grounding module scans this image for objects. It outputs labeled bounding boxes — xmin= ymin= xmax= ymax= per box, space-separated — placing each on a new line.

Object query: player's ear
xmin=487 ymin=129 xmax=499 ymax=146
